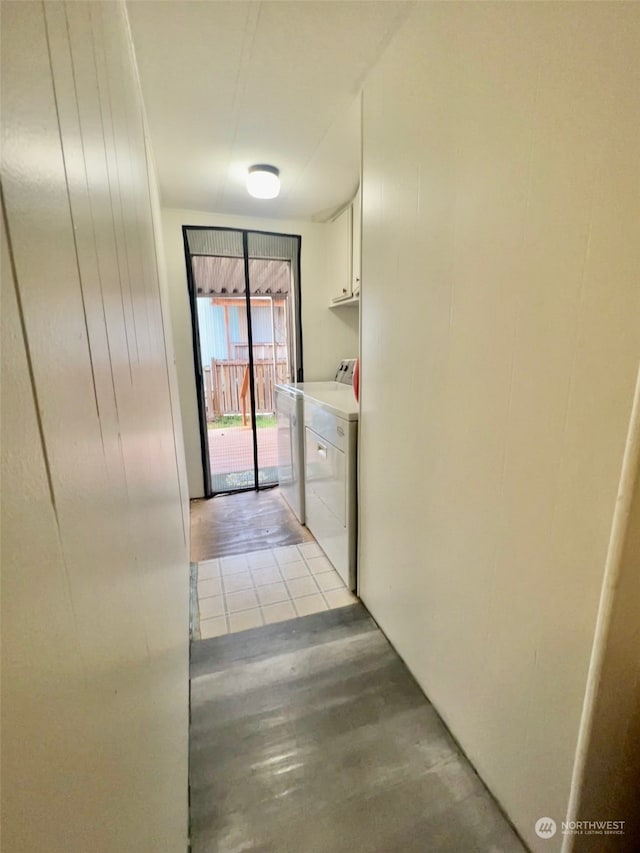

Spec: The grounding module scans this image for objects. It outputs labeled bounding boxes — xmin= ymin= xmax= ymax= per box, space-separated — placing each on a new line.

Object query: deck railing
xmin=232 ymin=343 xmax=288 ymax=362
xmin=204 ymin=359 xmax=289 ymax=418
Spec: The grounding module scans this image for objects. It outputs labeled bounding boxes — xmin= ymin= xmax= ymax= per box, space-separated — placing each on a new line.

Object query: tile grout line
xmin=297 ymin=545 xmax=352 ymax=597
xmin=219 ymin=569 xmax=231 ymax=632
xmin=197 ymin=560 xmax=228 ymax=638
xmin=274 ymin=550 xmax=317 ymax=616
xmin=295 ymin=545 xmax=332 ymax=609
xmin=203 ymin=591 xmax=345 ymax=629
xmin=200 ymin=547 xmax=353 ymax=634
xmin=256 ymin=551 xmax=307 ymax=621
xmin=227 ymin=549 xmax=292 ymax=630
xmin=249 ymin=558 xmax=265 ymax=629
xmin=250 ymin=551 xmax=290 ymax=618
xmin=270 ymin=562 xmax=301 ymax=616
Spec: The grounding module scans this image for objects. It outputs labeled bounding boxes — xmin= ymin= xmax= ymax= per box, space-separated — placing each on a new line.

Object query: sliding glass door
xmin=183 ymin=227 xmax=302 ymax=496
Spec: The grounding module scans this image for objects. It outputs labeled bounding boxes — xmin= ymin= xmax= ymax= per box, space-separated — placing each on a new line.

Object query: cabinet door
xmin=351 ymin=185 xmax=361 ymax=295
xmin=327 ymin=205 xmax=352 ymax=299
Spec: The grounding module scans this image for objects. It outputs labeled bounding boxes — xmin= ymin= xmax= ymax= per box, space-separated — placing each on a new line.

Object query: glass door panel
xmin=197 ymin=293 xmax=255 ymax=492
xmin=185 ymin=226 xmax=301 ymax=496
xmin=246 ymin=290 xmax=290 ymax=487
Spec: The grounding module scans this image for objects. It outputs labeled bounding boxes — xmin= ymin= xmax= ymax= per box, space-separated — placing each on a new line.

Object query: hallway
xmin=191 ymin=488 xmax=314 ymax=562
xmin=190 ymin=604 xmax=526 ymax=852
xmin=191 ymin=490 xmax=357 ymax=639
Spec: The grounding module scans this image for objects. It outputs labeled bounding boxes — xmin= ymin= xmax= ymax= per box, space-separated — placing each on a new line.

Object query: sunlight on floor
xmin=195 ymin=542 xmax=357 ymax=638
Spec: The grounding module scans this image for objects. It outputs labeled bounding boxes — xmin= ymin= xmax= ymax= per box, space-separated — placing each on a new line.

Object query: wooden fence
xmin=232 ymin=343 xmax=288 ymax=362
xmin=204 ymin=359 xmax=289 ymax=419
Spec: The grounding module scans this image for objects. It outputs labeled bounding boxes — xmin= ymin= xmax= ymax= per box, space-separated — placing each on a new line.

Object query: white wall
xmin=1 ymin=3 xmax=189 ymax=850
xmin=162 ymin=207 xmax=359 ymax=498
xmin=567 ymin=369 xmax=640 ymax=853
xmin=358 ymin=4 xmax=640 ymax=852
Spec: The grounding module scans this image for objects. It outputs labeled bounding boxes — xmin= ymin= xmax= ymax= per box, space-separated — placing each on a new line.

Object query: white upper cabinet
xmin=351 ymin=185 xmax=361 ymax=298
xmin=328 ymin=186 xmax=361 ymax=308
xmin=327 ymin=204 xmax=352 ymax=302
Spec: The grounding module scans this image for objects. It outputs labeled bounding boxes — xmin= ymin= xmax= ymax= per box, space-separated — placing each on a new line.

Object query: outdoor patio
xmin=208 ymin=425 xmax=278 ymax=492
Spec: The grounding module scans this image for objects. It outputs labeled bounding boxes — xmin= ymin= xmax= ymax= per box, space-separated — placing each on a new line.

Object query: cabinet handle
xmin=317 ymin=443 xmax=327 ymax=458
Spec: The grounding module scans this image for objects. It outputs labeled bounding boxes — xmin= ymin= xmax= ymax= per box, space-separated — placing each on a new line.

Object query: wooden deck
xmin=207 ymin=425 xmax=278 ymax=491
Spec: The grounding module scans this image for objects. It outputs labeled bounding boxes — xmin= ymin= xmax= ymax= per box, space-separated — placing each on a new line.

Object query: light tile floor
xmin=197 ymin=542 xmax=357 ymax=639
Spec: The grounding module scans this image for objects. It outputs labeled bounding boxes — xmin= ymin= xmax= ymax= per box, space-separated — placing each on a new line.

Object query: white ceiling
xmin=127 ymin=1 xmax=407 ymax=221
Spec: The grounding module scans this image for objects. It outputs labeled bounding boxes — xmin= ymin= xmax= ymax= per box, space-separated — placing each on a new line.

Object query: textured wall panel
xmin=358 ymin=4 xmax=640 ymax=852
xmin=1 ymin=2 xmax=189 ymax=849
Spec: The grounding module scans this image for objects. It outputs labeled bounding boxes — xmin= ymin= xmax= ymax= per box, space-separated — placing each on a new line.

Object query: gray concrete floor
xmin=190 ymin=488 xmax=313 ymax=562
xmin=190 ymin=604 xmax=528 ymax=853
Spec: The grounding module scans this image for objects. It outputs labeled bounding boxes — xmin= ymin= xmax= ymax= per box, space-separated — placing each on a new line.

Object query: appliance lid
xmin=302 ymin=386 xmax=359 ymax=421
xmin=275 ymin=383 xmax=302 ymax=397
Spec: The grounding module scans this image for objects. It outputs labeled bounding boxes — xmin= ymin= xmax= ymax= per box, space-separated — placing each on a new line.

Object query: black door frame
xmin=182 ymin=225 xmax=303 ymax=499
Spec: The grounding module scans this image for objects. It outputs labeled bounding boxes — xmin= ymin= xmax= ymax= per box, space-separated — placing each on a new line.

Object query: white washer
xmin=303 ymin=385 xmax=358 ymax=591
xmin=275 ymin=360 xmax=357 ymax=526
xmin=275 ymin=384 xmax=304 ymax=523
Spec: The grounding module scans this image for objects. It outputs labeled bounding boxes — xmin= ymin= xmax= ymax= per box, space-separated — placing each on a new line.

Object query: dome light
xmin=247 ymin=164 xmax=280 ymax=199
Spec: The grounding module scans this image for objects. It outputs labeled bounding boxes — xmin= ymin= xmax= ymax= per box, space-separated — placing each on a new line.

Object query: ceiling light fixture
xmin=247 ymin=164 xmax=280 ymax=199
